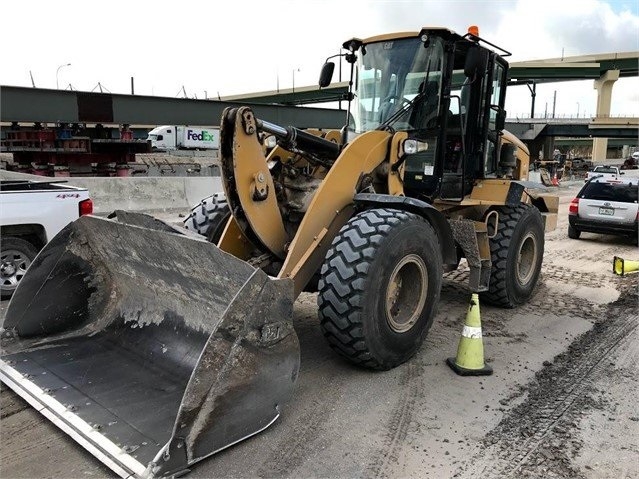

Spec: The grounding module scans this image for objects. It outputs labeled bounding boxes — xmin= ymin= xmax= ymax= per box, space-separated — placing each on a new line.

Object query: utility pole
xmin=292 ymin=67 xmax=300 ymax=104
xmin=130 ymin=77 xmax=135 ymax=95
xmin=552 ymin=90 xmax=557 ymax=119
xmin=526 ymin=80 xmax=536 ymax=118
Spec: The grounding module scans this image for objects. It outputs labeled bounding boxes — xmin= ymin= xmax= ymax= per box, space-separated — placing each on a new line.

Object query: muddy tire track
xmin=366 ymin=358 xmax=425 ymax=478
xmin=442 ymin=266 xmax=610 ymax=326
xmin=254 ymin=298 xmax=342 ymax=478
xmin=256 ymin=397 xmax=334 ymax=478
xmin=442 ymin=266 xmax=606 ymax=333
xmin=547 ymin=245 xmax=622 ymax=263
xmin=541 ymin=265 xmax=611 ymax=288
xmin=456 ymin=284 xmax=638 ymax=478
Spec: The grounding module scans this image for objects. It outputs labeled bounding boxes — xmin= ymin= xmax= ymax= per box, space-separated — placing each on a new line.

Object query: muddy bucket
xmin=0 ymin=215 xmax=299 ymax=478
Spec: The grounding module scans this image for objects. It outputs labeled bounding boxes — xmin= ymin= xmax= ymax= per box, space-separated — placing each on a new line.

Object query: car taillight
xmin=79 ymin=198 xmax=93 ymax=216
xmin=569 ymin=198 xmax=579 ymax=215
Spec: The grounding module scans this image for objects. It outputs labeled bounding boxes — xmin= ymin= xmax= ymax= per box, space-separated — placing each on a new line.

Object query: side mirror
xmin=319 ymin=62 xmax=335 ymax=88
xmin=495 ymin=107 xmax=506 ymax=132
xmin=620 ymin=171 xmax=625 ymax=175
xmin=464 ymin=47 xmax=481 ymax=78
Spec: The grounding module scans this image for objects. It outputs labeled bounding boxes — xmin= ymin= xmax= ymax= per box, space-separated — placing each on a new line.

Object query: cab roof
xmin=343 ymin=27 xmax=465 ymax=50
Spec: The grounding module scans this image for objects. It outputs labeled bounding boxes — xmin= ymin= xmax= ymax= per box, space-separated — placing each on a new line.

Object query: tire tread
xmin=318 ymin=208 xmax=430 ymax=370
xmin=481 ymin=204 xmax=543 ymax=308
xmin=183 ymin=193 xmax=230 ymax=241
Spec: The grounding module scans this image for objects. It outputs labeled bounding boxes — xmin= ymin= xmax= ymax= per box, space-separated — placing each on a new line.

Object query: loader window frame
xmin=483 ymin=56 xmax=508 ymax=177
xmin=348 ymin=36 xmax=444 ymax=133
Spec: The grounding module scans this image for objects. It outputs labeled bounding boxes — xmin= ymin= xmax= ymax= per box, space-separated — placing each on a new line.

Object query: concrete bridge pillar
xmin=525 ymin=138 xmax=545 ymax=163
xmin=592 ymin=69 xmax=620 ymax=162
xmin=542 ymin=137 xmax=556 ymax=160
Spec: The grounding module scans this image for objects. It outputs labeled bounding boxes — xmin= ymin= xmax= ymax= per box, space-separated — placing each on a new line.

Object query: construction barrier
xmin=0 ymin=170 xmax=221 ymax=214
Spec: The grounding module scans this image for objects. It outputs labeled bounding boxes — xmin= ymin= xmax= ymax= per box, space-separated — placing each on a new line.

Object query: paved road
xmin=1 ymin=183 xmax=637 ymax=479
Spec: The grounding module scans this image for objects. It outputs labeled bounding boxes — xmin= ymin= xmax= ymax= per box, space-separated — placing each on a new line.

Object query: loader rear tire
xmin=481 ymin=204 xmax=544 ymax=308
xmin=184 ymin=193 xmax=231 ymax=244
xmin=318 ymin=208 xmax=442 ymax=370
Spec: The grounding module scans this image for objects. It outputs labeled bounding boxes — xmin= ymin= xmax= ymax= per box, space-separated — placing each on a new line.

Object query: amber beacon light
xmin=468 ymin=25 xmax=479 ymax=36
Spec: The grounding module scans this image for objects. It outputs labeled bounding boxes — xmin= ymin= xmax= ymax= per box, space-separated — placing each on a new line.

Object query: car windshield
xmin=580 ymin=182 xmax=639 ymax=203
xmin=593 ymin=167 xmax=617 ymax=174
xmin=348 ymin=36 xmax=444 ymax=133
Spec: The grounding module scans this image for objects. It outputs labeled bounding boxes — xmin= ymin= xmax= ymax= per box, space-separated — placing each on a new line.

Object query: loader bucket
xmin=0 ymin=215 xmax=299 ymax=479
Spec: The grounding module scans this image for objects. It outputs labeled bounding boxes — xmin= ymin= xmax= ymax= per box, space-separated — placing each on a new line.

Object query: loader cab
xmin=335 ymin=28 xmax=510 ymax=202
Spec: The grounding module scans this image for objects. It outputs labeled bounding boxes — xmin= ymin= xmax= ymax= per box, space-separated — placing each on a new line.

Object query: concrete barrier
xmin=0 ymin=170 xmax=221 ymax=215
xmin=528 ymin=171 xmax=542 ymax=184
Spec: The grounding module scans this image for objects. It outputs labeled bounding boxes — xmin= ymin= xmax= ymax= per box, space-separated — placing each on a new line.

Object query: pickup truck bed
xmin=586 ymin=166 xmax=624 ymax=182
xmin=0 ymin=180 xmax=92 ymax=298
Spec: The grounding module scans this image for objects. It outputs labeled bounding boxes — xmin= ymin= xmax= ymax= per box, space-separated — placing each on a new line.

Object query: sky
xmin=1 ymin=0 xmax=638 ymax=119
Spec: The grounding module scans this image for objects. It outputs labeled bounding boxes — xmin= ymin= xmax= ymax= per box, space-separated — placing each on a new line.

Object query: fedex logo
xmin=187 ymin=129 xmax=215 ymax=142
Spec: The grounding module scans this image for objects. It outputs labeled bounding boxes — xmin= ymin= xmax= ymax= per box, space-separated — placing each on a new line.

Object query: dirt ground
xmin=1 ymin=181 xmax=637 ymax=479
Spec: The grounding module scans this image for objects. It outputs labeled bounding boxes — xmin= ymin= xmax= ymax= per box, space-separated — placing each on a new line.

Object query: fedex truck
xmin=147 ymin=126 xmax=219 ymax=151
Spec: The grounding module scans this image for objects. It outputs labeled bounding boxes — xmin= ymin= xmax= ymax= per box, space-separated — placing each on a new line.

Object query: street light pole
xmin=56 ymin=63 xmax=71 ymax=89
xmin=292 ymin=67 xmax=300 ymax=103
xmin=576 ymin=102 xmax=580 ymax=118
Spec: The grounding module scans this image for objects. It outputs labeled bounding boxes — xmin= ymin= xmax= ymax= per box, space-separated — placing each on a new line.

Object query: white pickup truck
xmin=586 ymin=165 xmax=625 ymax=182
xmin=1 ymin=180 xmax=93 ymax=298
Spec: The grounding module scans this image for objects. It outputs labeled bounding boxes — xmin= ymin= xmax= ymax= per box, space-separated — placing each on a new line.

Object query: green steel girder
xmin=0 ymin=86 xmax=346 ymax=128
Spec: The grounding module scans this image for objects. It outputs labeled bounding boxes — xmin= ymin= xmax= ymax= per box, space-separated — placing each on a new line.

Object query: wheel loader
xmin=0 ymin=27 xmax=557 ymax=478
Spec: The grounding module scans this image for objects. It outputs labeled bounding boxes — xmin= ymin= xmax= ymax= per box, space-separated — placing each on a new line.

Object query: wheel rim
xmin=1 ymin=249 xmax=32 ymax=290
xmin=516 ymin=233 xmax=538 ymax=285
xmin=385 ymin=254 xmax=428 ymax=333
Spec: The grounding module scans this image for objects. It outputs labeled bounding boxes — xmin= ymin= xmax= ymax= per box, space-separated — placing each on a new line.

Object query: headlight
xmin=401 ymin=139 xmax=429 ymax=155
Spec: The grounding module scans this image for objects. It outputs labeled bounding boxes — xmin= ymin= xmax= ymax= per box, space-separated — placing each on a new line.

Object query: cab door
xmin=482 ymin=56 xmax=508 ymax=176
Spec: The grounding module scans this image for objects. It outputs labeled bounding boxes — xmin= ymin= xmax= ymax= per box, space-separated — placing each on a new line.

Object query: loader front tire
xmin=481 ymin=204 xmax=544 ymax=308
xmin=184 ymin=193 xmax=231 ymax=244
xmin=318 ymin=208 xmax=442 ymax=370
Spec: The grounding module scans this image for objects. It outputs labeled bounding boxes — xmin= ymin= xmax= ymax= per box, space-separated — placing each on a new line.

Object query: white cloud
xmin=0 ymin=0 xmax=637 ymax=116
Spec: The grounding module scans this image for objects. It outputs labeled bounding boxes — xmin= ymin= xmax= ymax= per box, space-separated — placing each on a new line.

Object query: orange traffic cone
xmin=551 ymin=172 xmax=559 ymax=186
xmin=447 ymin=293 xmax=493 ymax=376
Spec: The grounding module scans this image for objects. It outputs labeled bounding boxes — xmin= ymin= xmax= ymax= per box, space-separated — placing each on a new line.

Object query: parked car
xmin=569 ymin=158 xmax=593 ymax=170
xmin=568 ymin=178 xmax=638 ymax=240
xmin=621 ymin=156 xmax=638 ymax=170
xmin=0 ymin=180 xmax=93 ymax=298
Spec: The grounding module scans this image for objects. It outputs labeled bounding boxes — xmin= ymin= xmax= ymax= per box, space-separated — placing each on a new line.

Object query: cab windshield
xmin=349 ymin=36 xmax=444 ymax=133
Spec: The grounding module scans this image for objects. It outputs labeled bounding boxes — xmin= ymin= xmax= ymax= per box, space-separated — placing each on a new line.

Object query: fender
xmin=353 ymin=193 xmax=457 ymax=266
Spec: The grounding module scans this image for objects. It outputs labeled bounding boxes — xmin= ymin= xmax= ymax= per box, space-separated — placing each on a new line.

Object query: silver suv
xmin=568 ymin=178 xmax=638 ymax=240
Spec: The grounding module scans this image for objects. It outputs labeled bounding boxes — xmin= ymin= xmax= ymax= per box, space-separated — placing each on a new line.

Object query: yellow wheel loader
xmin=1 ymin=27 xmax=557 ymax=478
